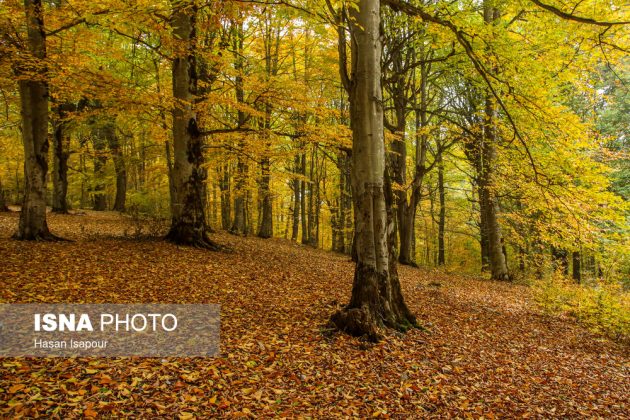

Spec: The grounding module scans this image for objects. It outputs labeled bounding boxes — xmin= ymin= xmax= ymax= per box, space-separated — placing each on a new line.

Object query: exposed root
xmin=165 ymin=229 xmax=227 ymax=252
xmin=330 ymin=307 xmax=382 ymax=342
xmin=399 ymin=258 xmax=419 ymax=268
xmin=12 ymin=231 xmax=70 ymax=242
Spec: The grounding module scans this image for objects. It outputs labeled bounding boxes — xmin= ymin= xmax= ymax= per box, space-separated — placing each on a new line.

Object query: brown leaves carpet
xmin=0 ymin=211 xmax=628 ymax=418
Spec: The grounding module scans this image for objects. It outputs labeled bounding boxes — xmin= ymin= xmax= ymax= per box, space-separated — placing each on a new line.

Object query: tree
xmin=13 ymin=0 xmax=58 ymax=240
xmin=165 ymin=0 xmax=219 ymax=248
xmin=328 ymin=0 xmax=416 ymax=340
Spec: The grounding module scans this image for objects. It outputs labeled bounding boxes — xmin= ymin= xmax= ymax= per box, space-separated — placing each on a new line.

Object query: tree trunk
xmin=0 ymin=179 xmax=9 ymax=211
xmin=437 ymin=152 xmax=446 ymax=266
xmin=257 ymin=155 xmax=273 ymax=238
xmin=300 ymin=152 xmax=308 ymax=243
xmin=219 ymin=164 xmax=231 ymax=230
xmin=51 ymin=104 xmax=70 ymax=213
xmin=14 ymin=0 xmax=58 ymax=240
xmin=552 ymin=247 xmax=569 ymax=276
xmin=572 ymin=250 xmax=581 ymax=283
xmin=165 ymin=0 xmax=218 ymax=249
xmin=231 ymin=158 xmax=247 ymax=235
xmin=480 ymin=0 xmax=509 ymax=280
xmin=230 ymin=19 xmax=247 ymax=236
xmin=104 ymin=122 xmax=126 ymax=212
xmin=291 ymin=154 xmax=300 ymax=241
xmin=90 ymin=112 xmax=109 ymax=211
xmin=330 ymin=0 xmax=416 ymax=341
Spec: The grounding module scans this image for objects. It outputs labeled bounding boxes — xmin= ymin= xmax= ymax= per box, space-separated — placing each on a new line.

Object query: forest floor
xmin=0 ymin=210 xmax=628 ymax=418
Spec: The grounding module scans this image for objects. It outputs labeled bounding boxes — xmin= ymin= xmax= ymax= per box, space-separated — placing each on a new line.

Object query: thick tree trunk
xmin=51 ymin=105 xmax=70 ymax=213
xmin=14 ymin=0 xmax=58 ymax=240
xmin=165 ymin=1 xmax=218 ymax=249
xmin=330 ymin=0 xmax=416 ymax=341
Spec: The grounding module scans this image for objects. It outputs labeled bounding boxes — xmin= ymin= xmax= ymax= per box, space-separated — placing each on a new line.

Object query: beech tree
xmin=13 ymin=0 xmax=57 ymax=240
xmin=328 ymin=0 xmax=416 ymax=340
xmin=166 ymin=0 xmax=218 ymax=248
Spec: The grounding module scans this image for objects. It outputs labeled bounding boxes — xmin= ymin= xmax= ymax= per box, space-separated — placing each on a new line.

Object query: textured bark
xmin=330 ymin=0 xmax=416 ymax=341
xmin=165 ymin=0 xmax=218 ymax=249
xmin=480 ymin=0 xmax=509 ymax=281
xmin=14 ymin=0 xmax=59 ymax=240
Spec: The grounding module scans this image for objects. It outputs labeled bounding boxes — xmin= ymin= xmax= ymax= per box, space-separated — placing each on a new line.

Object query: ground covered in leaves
xmin=0 ymin=211 xmax=628 ymax=418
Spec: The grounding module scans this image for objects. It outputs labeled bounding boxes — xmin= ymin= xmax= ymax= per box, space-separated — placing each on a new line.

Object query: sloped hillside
xmin=1 ymin=211 xmax=628 ymax=418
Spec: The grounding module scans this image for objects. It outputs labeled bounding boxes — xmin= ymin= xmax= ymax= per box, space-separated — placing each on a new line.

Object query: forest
xmin=0 ymin=0 xmax=629 ymax=417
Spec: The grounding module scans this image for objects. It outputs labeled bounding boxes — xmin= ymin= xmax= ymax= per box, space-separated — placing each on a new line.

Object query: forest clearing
xmin=0 ymin=210 xmax=628 ymax=418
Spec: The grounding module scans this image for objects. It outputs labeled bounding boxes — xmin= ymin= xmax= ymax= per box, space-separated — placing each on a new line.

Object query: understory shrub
xmin=532 ymin=272 xmax=630 ymax=343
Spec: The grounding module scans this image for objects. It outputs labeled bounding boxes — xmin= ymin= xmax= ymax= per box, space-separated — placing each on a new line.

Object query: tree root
xmin=330 ymin=304 xmax=423 ymax=342
xmin=165 ymin=230 xmax=227 ymax=252
xmin=398 ymin=258 xmax=419 ymax=268
xmin=330 ymin=307 xmax=382 ymax=342
xmin=12 ymin=231 xmax=70 ymax=242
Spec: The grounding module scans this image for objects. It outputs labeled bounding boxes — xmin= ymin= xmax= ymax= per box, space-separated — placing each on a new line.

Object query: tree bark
xmin=291 ymin=154 xmax=300 ymax=241
xmin=437 ymin=152 xmax=446 ymax=266
xmin=0 ymin=179 xmax=9 ymax=211
xmin=165 ymin=0 xmax=218 ymax=249
xmin=330 ymin=0 xmax=416 ymax=341
xmin=91 ymin=122 xmax=108 ymax=211
xmin=51 ymin=103 xmax=71 ymax=213
xmin=230 ymin=18 xmax=248 ymax=236
xmin=219 ymin=164 xmax=231 ymax=230
xmin=257 ymin=154 xmax=273 ymax=238
xmin=105 ymin=122 xmax=126 ymax=212
xmin=480 ymin=0 xmax=509 ymax=281
xmin=300 ymin=152 xmax=308 ymax=243
xmin=14 ymin=0 xmax=59 ymax=240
